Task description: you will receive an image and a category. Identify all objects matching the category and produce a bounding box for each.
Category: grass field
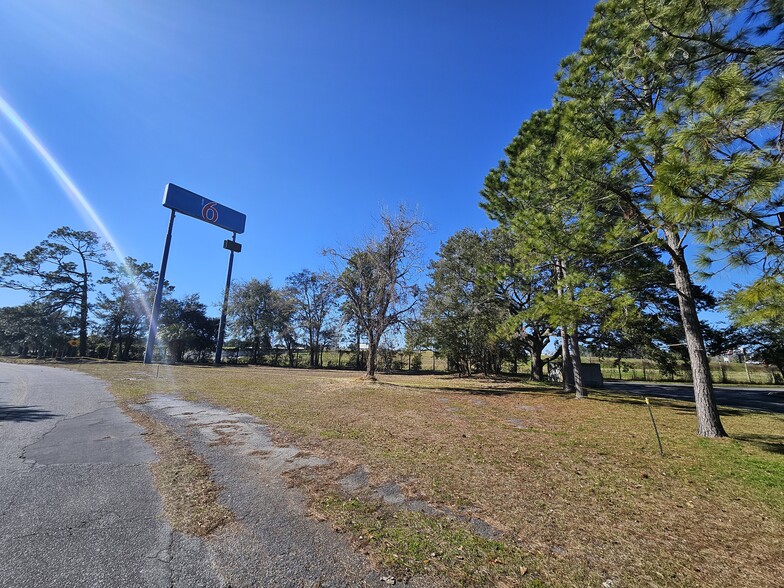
[60,360,784,587]
[591,356,782,386]
[226,348,783,387]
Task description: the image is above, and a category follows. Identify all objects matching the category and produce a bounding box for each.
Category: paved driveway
[0,363,220,587]
[603,380,784,413]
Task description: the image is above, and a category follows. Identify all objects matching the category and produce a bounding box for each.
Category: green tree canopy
[0,303,74,357]
[551,0,784,435]
[0,227,110,356]
[96,257,168,361]
[159,294,218,363]
[228,278,292,364]
[421,229,510,376]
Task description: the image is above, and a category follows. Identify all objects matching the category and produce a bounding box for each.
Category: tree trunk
[561,327,575,393]
[122,331,133,360]
[310,332,318,367]
[120,331,131,361]
[664,226,726,437]
[774,362,784,382]
[527,332,548,381]
[79,268,89,357]
[569,330,586,398]
[355,327,362,371]
[106,323,118,360]
[531,354,545,381]
[366,336,378,380]
[556,260,575,394]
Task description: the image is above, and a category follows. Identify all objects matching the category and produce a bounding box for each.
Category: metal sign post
[215,235,242,364]
[144,183,246,365]
[144,209,176,364]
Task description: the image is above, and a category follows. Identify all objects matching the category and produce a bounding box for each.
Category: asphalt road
[603,380,784,413]
[0,363,220,588]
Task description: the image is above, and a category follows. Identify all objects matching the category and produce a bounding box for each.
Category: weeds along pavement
[64,360,784,588]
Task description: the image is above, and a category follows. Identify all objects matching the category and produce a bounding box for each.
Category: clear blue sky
[2,1,690,317]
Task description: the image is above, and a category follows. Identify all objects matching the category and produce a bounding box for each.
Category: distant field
[590,356,782,386]
[60,360,784,588]
[223,348,782,386]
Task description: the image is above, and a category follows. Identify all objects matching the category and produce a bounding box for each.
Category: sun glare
[0,92,151,317]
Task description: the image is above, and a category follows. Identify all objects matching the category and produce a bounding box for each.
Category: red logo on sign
[202,202,219,223]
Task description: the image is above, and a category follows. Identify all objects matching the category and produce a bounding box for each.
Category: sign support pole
[215,232,237,365]
[144,209,176,364]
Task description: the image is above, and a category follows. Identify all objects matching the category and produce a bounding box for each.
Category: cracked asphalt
[0,363,221,588]
[134,396,387,588]
[1,364,432,588]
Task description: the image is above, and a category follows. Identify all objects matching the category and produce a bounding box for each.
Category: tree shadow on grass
[731,433,784,455]
[465,386,572,397]
[591,394,784,455]
[378,379,567,397]
[0,403,60,423]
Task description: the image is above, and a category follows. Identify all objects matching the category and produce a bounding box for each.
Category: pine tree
[0,227,110,357]
[552,0,782,436]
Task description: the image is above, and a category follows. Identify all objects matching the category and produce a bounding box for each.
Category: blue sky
[1,1,746,322]
[0,1,600,312]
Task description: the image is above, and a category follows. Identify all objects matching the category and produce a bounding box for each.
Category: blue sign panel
[162,183,246,234]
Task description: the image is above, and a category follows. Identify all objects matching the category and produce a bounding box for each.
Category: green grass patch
[693,437,784,511]
[320,494,543,587]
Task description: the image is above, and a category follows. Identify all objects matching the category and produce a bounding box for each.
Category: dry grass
[65,360,783,588]
[125,406,233,537]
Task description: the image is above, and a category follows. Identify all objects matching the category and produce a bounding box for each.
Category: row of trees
[415,227,704,383]
[469,0,783,437]
[0,213,423,381]
[226,209,425,378]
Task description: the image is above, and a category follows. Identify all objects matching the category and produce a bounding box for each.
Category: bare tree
[326,207,425,380]
[286,269,337,367]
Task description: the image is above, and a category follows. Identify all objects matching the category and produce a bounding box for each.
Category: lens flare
[0,93,151,317]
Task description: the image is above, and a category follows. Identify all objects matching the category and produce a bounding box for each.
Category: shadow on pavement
[603,382,784,414]
[590,393,756,417]
[0,403,60,422]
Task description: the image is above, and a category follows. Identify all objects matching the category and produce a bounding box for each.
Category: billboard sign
[162,183,246,234]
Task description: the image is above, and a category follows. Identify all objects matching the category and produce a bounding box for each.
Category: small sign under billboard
[162,183,246,234]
